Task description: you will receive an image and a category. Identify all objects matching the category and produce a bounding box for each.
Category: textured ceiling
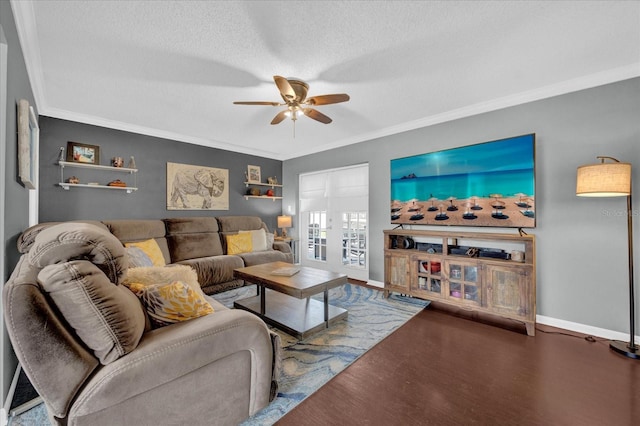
[11,1,640,160]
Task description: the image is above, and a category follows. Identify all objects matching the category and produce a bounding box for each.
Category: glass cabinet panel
[412,256,443,298]
[446,260,481,305]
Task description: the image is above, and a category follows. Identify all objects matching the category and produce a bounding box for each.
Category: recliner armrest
[273,241,292,254]
[70,309,273,419]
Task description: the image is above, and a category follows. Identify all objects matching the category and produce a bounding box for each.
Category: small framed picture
[67,141,100,164]
[247,165,261,183]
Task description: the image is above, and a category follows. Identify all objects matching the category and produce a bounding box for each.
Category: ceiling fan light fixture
[234,75,350,129]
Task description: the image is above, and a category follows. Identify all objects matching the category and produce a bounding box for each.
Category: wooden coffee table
[233,261,348,339]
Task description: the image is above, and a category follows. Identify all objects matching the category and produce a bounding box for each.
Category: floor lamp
[576,156,639,359]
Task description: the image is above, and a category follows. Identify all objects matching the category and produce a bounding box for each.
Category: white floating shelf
[58,183,138,194]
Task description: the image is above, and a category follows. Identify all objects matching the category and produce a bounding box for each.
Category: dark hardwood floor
[276,303,639,425]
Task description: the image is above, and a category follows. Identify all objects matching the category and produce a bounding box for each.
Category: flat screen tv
[390,134,535,228]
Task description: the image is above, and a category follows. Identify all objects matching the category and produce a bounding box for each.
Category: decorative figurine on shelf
[265,189,274,197]
[57,146,65,163]
[107,179,127,187]
[67,176,79,184]
[128,156,136,168]
[267,176,278,185]
[112,157,124,167]
[248,187,260,196]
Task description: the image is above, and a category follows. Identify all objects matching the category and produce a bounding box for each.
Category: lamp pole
[609,189,638,358]
[577,156,638,359]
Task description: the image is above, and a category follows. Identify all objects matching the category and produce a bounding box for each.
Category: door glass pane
[341,211,367,268]
[307,211,327,261]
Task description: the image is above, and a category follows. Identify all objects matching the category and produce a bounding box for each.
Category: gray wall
[1,2,38,410]
[284,77,640,336]
[38,117,284,231]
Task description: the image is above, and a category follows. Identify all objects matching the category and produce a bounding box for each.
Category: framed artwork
[247,165,261,183]
[167,162,229,210]
[17,99,39,189]
[66,141,100,164]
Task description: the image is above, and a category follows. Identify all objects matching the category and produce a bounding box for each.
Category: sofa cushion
[164,217,224,261]
[38,260,146,365]
[128,281,215,328]
[238,250,292,267]
[164,217,219,234]
[125,239,166,266]
[177,255,244,289]
[226,233,253,255]
[217,216,264,232]
[102,219,171,264]
[17,221,108,254]
[29,222,127,285]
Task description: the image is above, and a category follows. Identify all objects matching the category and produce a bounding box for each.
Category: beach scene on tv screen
[390,134,535,228]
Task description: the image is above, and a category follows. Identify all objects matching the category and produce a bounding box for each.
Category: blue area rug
[9,283,427,426]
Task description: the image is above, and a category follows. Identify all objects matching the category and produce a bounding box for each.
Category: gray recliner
[3,222,277,426]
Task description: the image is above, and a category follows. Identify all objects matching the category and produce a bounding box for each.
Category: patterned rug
[9,283,428,426]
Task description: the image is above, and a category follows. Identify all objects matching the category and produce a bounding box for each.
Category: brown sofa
[4,218,284,425]
[18,215,294,295]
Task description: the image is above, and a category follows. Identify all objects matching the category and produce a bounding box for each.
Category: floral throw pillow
[128,280,214,328]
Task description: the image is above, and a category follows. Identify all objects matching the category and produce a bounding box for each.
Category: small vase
[128,156,136,168]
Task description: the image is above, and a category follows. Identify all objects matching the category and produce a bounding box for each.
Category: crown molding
[41,108,283,160]
[284,64,640,160]
[10,0,46,112]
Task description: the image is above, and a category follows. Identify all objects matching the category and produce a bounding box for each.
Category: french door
[299,164,369,281]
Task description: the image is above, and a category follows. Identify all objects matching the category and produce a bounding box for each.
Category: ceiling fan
[233,76,350,127]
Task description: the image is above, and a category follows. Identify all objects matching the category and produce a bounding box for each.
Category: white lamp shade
[277,215,292,228]
[576,162,631,197]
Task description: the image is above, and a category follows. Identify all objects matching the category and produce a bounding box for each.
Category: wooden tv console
[384,229,536,335]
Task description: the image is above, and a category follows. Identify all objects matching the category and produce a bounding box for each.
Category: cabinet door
[485,264,533,319]
[445,259,481,306]
[384,253,410,291]
[412,255,443,298]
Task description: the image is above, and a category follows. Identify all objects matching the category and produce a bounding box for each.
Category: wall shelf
[244,180,282,200]
[58,161,138,193]
[243,195,282,201]
[244,181,282,188]
[58,161,138,173]
[58,183,138,193]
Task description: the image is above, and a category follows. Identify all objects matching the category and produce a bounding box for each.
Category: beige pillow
[38,260,146,365]
[240,229,268,251]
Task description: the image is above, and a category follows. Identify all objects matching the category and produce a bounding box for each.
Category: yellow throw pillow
[125,239,166,266]
[226,233,253,255]
[128,280,214,328]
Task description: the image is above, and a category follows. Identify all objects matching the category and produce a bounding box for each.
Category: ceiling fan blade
[271,110,288,125]
[303,108,332,124]
[233,101,281,106]
[274,75,296,101]
[305,93,350,106]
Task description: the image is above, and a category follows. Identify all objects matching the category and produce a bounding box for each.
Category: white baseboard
[365,282,637,342]
[536,315,640,342]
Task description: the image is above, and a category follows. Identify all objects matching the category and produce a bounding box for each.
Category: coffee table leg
[260,285,266,315]
[324,289,329,328]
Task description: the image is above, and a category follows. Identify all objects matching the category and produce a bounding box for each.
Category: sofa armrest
[70,309,273,421]
[273,241,292,254]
